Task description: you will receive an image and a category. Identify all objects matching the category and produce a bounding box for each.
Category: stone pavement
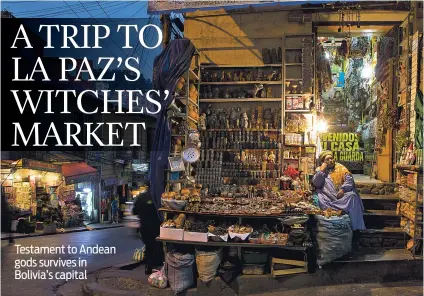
[1,223,124,240]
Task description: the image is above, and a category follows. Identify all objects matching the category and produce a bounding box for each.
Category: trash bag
[165,251,195,295]
[315,214,352,266]
[195,249,222,283]
[148,266,168,289]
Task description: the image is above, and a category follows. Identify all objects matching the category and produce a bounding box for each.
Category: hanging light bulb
[361,63,373,79]
[316,118,328,133]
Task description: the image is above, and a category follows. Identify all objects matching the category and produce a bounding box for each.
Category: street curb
[1,224,124,240]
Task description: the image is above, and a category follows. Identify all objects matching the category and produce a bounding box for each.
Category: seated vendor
[312,150,366,230]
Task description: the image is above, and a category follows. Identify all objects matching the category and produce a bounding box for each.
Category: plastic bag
[148,267,168,289]
[195,249,222,283]
[132,246,145,262]
[315,214,352,266]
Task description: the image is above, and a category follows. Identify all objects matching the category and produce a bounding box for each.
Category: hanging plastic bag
[132,245,146,262]
[148,266,168,289]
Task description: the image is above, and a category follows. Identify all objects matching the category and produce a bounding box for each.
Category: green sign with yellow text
[320,133,364,162]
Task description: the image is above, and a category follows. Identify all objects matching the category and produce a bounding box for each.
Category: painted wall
[185,9,312,65]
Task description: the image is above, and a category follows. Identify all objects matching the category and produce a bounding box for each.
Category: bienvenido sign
[320,133,364,162]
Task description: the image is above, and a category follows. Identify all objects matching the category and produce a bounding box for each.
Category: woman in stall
[312,150,366,230]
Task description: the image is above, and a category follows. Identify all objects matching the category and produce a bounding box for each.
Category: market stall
[148,38,352,295]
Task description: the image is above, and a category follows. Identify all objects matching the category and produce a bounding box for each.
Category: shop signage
[103,177,118,187]
[65,172,99,185]
[320,133,364,162]
[148,0,286,13]
[22,159,61,173]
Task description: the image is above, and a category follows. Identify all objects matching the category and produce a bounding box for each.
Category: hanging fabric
[149,39,196,220]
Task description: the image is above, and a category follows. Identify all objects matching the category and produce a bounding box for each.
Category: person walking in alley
[1,193,14,244]
[111,197,119,224]
[133,189,163,275]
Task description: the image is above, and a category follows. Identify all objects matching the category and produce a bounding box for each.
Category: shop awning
[61,163,98,185]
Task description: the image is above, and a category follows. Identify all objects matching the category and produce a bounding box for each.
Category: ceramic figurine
[199,113,207,131]
[229,108,237,128]
[268,151,276,163]
[266,87,273,98]
[239,71,245,81]
[225,72,232,82]
[246,71,253,81]
[254,84,264,98]
[257,71,264,81]
[220,70,226,82]
[207,86,213,99]
[202,72,210,82]
[239,88,246,99]
[236,119,240,129]
[240,112,249,129]
[211,72,219,82]
[220,109,228,129]
[233,72,239,82]
[277,70,282,81]
[224,88,231,99]
[261,86,267,98]
[174,139,183,153]
[271,48,278,64]
[267,71,276,81]
[213,87,220,98]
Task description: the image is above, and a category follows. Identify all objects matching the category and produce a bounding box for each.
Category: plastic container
[243,251,268,264]
[184,231,208,242]
[160,227,184,240]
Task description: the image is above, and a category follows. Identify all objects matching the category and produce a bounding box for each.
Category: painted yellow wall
[185,9,311,65]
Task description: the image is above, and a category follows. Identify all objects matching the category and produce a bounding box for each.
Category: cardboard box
[160,228,184,240]
[183,231,208,242]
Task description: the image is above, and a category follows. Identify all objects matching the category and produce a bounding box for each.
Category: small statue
[267,71,276,81]
[202,72,210,82]
[213,87,220,98]
[271,48,278,64]
[220,70,226,82]
[273,108,281,129]
[225,72,232,82]
[254,84,264,98]
[246,71,253,81]
[233,72,239,82]
[220,109,228,129]
[206,86,213,98]
[268,151,276,163]
[240,112,249,129]
[236,119,240,129]
[262,151,268,161]
[174,139,183,154]
[211,72,219,82]
[209,108,218,129]
[238,88,246,99]
[229,108,237,128]
[266,87,273,98]
[239,71,245,81]
[224,88,231,99]
[261,86,267,98]
[277,70,282,81]
[257,71,264,81]
[199,113,207,130]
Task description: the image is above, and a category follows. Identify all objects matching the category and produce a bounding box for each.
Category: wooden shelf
[202,129,281,132]
[285,94,314,97]
[200,81,282,85]
[285,79,303,81]
[395,164,423,172]
[285,63,303,66]
[285,48,302,50]
[285,110,311,113]
[201,64,282,68]
[159,208,307,218]
[189,68,199,81]
[200,98,282,103]
[157,237,307,250]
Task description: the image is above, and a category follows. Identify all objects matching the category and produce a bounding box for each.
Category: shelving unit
[397,166,423,257]
[282,34,317,179]
[167,49,200,185]
[198,58,284,190]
